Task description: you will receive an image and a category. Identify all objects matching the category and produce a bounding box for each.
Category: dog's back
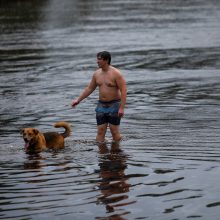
[44,122,71,148]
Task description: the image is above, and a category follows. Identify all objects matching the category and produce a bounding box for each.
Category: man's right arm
[71,74,97,107]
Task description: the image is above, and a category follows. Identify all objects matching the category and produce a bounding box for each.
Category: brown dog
[21,121,71,152]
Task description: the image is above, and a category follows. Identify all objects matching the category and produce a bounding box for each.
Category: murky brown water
[0,0,220,219]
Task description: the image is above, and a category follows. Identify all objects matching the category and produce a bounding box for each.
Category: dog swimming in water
[21,121,71,152]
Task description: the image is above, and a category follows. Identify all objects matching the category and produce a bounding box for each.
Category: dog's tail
[54,121,71,138]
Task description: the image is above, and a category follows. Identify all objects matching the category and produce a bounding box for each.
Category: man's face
[97,56,106,67]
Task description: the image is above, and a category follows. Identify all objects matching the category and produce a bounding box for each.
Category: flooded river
[0,0,220,219]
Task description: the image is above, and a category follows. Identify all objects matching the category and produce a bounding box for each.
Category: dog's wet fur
[21,121,71,153]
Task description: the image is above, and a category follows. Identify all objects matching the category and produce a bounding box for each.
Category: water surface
[0,0,220,219]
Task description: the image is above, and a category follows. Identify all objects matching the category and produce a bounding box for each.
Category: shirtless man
[71,51,127,143]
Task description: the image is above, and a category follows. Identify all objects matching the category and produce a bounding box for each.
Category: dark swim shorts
[95,99,121,126]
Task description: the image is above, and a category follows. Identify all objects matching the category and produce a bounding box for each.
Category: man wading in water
[71,51,127,143]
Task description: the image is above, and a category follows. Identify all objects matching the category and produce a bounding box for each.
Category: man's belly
[99,89,121,102]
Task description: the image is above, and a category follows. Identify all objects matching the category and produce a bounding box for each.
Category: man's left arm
[116,72,127,117]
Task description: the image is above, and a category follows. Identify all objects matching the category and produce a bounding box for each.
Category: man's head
[97,51,111,65]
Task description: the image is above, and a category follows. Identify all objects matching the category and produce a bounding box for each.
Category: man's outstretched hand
[71,99,79,107]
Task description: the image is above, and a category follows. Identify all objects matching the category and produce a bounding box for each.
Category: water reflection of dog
[23,154,44,170]
[97,142,134,217]
[23,153,70,185]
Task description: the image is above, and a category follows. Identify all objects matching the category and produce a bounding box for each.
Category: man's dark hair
[97,51,111,65]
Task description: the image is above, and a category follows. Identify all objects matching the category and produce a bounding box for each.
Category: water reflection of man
[96,142,134,218]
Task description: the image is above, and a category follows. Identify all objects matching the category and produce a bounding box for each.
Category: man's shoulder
[94,68,102,74]
[93,68,101,78]
[111,66,123,77]
[110,66,121,73]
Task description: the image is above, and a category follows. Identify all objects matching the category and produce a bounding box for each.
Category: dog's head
[21,128,39,150]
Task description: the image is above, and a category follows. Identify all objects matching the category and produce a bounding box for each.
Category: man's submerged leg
[109,124,122,142]
[96,124,108,143]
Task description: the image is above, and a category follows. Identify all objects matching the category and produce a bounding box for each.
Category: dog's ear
[20,129,25,134]
[33,129,39,135]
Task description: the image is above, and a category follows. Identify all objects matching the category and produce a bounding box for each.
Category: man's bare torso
[94,66,121,102]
